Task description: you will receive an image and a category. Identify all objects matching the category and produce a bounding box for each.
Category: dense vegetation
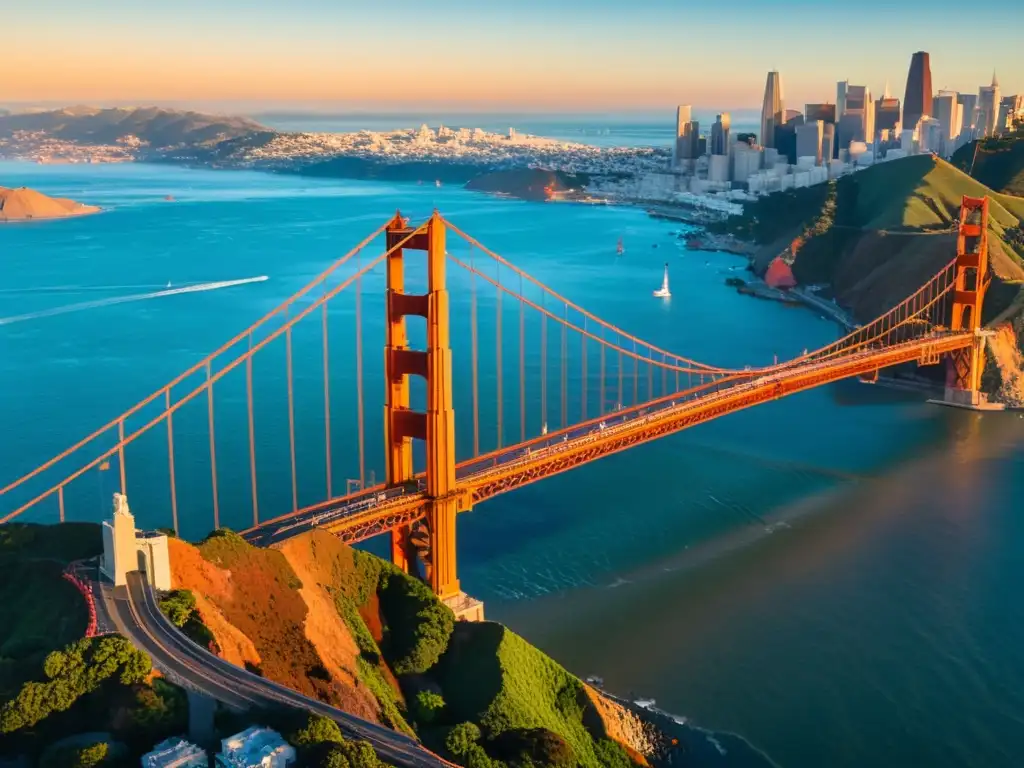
[157,589,218,651]
[952,124,1024,197]
[0,524,188,763]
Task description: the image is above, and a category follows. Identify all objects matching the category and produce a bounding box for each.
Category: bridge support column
[939,196,998,410]
[383,211,483,618]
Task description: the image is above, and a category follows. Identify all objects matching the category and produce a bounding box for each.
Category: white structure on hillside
[101,493,171,591]
[216,727,296,768]
[142,737,208,768]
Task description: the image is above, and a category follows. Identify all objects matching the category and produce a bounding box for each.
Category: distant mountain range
[0,106,271,148]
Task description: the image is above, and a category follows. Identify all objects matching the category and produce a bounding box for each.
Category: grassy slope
[791,156,1024,323]
[438,622,611,768]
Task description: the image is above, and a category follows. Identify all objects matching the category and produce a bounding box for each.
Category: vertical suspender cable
[206,362,219,529]
[632,340,639,406]
[58,486,65,524]
[561,303,568,428]
[617,334,623,410]
[519,274,526,443]
[118,418,127,495]
[661,353,667,396]
[322,280,333,500]
[471,245,480,456]
[246,334,258,526]
[355,250,365,487]
[541,294,547,431]
[166,389,179,535]
[599,327,606,416]
[496,261,503,449]
[286,322,298,513]
[581,317,587,422]
[647,347,653,401]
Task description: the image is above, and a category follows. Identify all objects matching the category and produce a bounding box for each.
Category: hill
[168,528,655,768]
[0,186,100,221]
[0,106,269,148]
[709,155,1024,402]
[951,129,1024,198]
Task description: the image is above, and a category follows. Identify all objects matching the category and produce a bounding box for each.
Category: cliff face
[0,186,100,221]
[168,529,653,766]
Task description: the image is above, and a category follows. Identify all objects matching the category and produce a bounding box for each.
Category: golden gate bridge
[0,196,994,613]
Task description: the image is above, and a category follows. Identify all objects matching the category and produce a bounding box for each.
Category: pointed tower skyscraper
[760,70,784,149]
[903,51,933,131]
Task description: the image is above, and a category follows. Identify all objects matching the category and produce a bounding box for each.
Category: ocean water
[2,161,1023,767]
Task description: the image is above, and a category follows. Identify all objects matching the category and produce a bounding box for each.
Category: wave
[0,276,268,326]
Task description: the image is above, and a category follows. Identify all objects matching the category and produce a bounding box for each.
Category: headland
[0,185,100,222]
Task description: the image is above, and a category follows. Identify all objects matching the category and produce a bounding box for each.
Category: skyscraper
[903,51,933,132]
[796,121,825,165]
[710,113,731,156]
[977,73,1001,137]
[837,81,849,121]
[958,93,978,139]
[996,94,1022,135]
[805,103,837,124]
[822,123,836,162]
[837,85,872,148]
[933,91,962,156]
[760,71,784,149]
[875,81,901,134]
[672,105,693,166]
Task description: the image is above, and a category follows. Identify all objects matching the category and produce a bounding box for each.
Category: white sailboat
[653,263,671,298]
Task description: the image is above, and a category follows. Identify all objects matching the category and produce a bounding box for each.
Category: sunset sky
[5,0,1022,112]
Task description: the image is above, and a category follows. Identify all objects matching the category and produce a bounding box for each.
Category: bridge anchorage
[0,196,998,619]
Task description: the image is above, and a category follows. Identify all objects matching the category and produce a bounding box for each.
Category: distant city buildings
[760,71,784,149]
[837,84,873,149]
[672,105,700,166]
[957,93,978,139]
[903,51,934,132]
[796,121,825,165]
[997,94,1023,134]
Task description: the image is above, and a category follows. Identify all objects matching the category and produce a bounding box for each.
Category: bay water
[2,160,1022,767]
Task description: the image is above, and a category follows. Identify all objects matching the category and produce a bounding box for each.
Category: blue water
[2,161,1023,768]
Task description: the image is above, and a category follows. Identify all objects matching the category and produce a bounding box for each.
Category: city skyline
[4,0,1023,111]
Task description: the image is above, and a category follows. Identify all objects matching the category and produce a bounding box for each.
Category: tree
[445,722,482,757]
[1,636,151,733]
[289,712,343,748]
[378,571,454,675]
[40,741,110,768]
[411,690,446,726]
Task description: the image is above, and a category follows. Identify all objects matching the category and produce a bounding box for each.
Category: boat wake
[0,276,269,326]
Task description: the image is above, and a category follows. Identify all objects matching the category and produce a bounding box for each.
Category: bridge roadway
[246,332,974,548]
[106,571,453,768]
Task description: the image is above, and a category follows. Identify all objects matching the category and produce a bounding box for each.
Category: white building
[142,737,208,768]
[101,493,171,591]
[217,727,296,768]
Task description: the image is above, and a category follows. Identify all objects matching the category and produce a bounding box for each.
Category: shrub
[289,712,343,748]
[158,590,197,628]
[446,722,483,757]
[378,569,454,675]
[41,741,110,768]
[411,690,446,726]
[594,739,639,768]
[316,739,391,768]
[490,728,575,768]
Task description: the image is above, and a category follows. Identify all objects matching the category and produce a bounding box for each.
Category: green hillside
[951,129,1024,198]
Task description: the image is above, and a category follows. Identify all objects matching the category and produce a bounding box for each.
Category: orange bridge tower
[384,212,483,619]
[945,196,992,407]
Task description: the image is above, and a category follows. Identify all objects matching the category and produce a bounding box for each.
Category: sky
[4,0,1022,113]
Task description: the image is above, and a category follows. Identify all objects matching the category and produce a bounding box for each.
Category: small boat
[166,280,172,288]
[653,263,671,298]
[163,195,175,202]
[435,179,442,188]
[616,237,624,256]
[634,698,657,708]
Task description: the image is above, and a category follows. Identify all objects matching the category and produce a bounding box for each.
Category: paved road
[112,571,453,768]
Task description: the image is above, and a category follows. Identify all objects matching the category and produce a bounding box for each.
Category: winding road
[101,571,453,768]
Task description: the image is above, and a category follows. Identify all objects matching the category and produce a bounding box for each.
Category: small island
[0,186,101,222]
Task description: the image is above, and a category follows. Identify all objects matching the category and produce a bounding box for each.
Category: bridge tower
[384,212,478,616]
[945,196,991,407]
